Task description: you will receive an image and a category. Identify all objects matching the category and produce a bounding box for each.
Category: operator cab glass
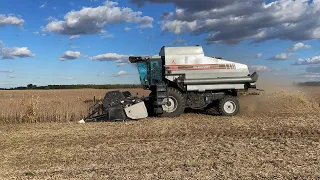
[150,60,163,85]
[137,62,149,87]
[137,58,163,88]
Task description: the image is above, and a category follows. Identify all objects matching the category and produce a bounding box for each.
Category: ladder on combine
[151,84,168,115]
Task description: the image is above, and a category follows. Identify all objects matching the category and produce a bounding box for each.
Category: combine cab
[80,45,259,123]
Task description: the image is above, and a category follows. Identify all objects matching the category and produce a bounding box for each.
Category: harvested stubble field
[1,85,320,179]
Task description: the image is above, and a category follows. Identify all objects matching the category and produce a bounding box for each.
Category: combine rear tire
[218,95,240,116]
[161,88,185,117]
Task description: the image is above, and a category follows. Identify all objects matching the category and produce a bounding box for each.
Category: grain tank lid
[159,46,204,56]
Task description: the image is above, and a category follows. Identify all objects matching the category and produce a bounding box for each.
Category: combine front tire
[218,95,240,116]
[161,88,185,117]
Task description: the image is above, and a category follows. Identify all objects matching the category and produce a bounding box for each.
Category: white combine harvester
[80,45,259,123]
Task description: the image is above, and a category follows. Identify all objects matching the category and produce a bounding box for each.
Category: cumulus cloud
[0,41,3,47]
[254,53,262,59]
[90,53,130,63]
[287,42,311,52]
[0,14,24,27]
[60,51,81,60]
[43,1,153,36]
[292,56,320,65]
[131,0,320,44]
[39,2,47,8]
[69,35,80,40]
[249,65,270,72]
[42,33,49,37]
[101,33,114,39]
[113,70,128,77]
[124,27,131,32]
[1,47,36,59]
[46,16,57,22]
[172,38,186,45]
[268,53,295,60]
[116,63,127,67]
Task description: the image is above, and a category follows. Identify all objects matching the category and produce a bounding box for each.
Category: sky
[1,0,320,88]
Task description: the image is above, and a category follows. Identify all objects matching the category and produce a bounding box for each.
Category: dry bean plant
[0,89,148,124]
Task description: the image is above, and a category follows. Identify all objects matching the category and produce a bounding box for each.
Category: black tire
[160,87,185,117]
[218,95,240,116]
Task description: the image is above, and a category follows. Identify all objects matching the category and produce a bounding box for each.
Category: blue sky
[0,0,320,88]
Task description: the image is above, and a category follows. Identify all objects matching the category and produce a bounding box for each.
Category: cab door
[149,58,163,85]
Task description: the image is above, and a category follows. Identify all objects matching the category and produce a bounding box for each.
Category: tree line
[293,81,320,86]
[1,84,142,90]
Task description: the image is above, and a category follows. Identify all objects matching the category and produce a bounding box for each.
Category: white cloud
[39,2,47,8]
[60,51,81,60]
[1,46,36,59]
[0,41,3,47]
[97,72,105,76]
[0,14,24,27]
[116,63,127,67]
[66,77,74,80]
[46,16,57,22]
[268,53,295,60]
[254,53,262,59]
[124,27,131,31]
[101,33,114,39]
[0,70,13,73]
[90,53,130,63]
[8,74,15,78]
[292,56,320,66]
[287,42,311,52]
[172,38,186,45]
[71,45,80,49]
[249,65,270,72]
[132,0,320,44]
[43,1,153,36]
[69,35,80,40]
[113,70,128,77]
[33,31,39,35]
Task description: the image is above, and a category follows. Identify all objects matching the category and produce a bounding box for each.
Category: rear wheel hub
[162,97,178,113]
[224,101,236,114]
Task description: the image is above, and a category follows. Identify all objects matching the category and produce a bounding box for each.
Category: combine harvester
[80,45,259,123]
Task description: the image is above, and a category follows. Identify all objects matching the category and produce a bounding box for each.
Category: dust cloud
[239,72,320,117]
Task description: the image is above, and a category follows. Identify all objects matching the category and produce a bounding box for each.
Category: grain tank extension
[81,45,258,123]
